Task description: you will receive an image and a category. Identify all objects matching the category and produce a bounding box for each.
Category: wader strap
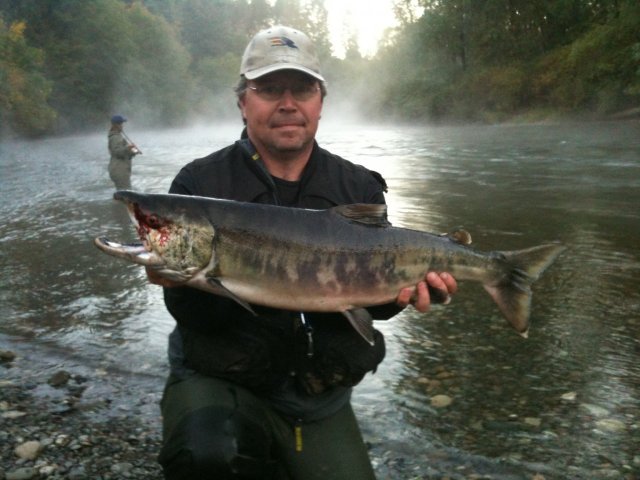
[238,139,281,205]
[300,312,314,358]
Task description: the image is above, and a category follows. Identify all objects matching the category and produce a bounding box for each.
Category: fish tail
[483,243,566,337]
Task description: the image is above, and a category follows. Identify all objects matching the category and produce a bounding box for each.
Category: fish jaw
[93,237,165,266]
[107,191,216,282]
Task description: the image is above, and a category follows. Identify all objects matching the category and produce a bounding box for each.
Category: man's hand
[396,272,457,312]
[145,267,184,288]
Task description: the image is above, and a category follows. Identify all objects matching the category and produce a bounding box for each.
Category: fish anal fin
[342,308,375,345]
[332,204,390,227]
[206,278,257,316]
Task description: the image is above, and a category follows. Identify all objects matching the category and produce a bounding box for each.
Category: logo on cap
[269,36,298,49]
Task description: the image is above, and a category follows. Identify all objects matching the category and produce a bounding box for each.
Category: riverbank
[0,334,556,480]
[0,335,164,479]
[4,332,638,480]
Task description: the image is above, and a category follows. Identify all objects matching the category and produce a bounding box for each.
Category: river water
[1,120,639,478]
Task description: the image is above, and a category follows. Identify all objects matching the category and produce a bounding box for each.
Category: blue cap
[111,114,127,124]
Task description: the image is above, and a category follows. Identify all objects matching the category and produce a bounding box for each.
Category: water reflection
[1,120,639,477]
[320,121,640,476]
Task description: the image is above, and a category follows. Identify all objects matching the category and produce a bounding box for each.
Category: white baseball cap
[240,25,325,82]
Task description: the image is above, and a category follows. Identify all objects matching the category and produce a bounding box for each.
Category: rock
[112,462,134,474]
[5,467,38,480]
[54,434,71,446]
[14,440,43,460]
[560,391,577,401]
[524,417,542,427]
[1,410,26,420]
[430,394,453,408]
[38,465,58,476]
[0,350,16,362]
[47,370,71,387]
[595,418,626,433]
[67,466,87,479]
[580,403,609,417]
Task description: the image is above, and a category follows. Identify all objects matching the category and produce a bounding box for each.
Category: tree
[115,2,193,125]
[0,18,56,137]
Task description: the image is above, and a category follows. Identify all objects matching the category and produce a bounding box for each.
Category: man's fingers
[412,281,430,312]
[439,272,458,295]
[397,272,457,310]
[396,287,414,308]
[427,285,450,304]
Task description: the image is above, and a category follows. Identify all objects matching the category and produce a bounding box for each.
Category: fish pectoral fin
[342,308,376,346]
[331,204,390,227]
[206,278,257,316]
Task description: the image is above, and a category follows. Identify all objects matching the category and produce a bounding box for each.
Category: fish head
[113,190,215,281]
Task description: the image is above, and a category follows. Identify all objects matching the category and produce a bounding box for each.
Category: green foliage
[1,0,638,136]
[0,19,56,137]
[115,3,193,125]
[530,1,640,113]
[369,0,640,122]
[191,52,242,120]
[0,0,335,135]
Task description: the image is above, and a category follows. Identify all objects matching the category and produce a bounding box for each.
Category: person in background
[108,114,140,189]
[149,25,457,480]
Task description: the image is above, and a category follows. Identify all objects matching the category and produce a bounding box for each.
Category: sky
[323,0,399,58]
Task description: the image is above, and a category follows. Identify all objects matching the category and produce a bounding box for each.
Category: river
[1,120,639,478]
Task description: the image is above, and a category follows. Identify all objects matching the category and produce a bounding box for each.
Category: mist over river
[1,120,639,478]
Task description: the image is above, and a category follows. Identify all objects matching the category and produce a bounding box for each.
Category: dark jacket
[164,138,400,412]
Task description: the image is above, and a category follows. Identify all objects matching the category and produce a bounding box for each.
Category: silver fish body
[95,191,565,343]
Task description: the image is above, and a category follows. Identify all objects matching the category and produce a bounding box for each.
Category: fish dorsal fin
[443,229,472,245]
[332,204,390,227]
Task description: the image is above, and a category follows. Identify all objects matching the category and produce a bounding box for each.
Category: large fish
[95,191,565,344]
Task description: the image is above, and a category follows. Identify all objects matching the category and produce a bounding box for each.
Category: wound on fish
[133,203,173,247]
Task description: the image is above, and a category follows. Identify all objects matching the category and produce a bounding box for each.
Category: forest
[1,0,639,138]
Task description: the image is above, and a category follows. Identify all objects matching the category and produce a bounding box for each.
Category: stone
[0,350,16,362]
[47,370,71,387]
[6,467,38,480]
[14,440,43,460]
[524,417,542,427]
[595,418,626,433]
[430,394,453,408]
[1,410,26,419]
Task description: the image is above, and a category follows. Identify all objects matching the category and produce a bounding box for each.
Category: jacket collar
[235,139,331,206]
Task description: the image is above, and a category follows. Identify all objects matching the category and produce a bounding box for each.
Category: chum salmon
[95,191,566,344]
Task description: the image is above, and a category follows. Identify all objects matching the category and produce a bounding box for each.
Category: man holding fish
[150,26,456,480]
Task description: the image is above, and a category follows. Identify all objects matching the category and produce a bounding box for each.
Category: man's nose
[277,89,298,109]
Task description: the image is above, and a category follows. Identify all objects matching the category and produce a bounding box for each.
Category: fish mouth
[94,237,165,267]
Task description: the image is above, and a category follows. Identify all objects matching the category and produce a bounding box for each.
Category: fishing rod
[122,130,142,155]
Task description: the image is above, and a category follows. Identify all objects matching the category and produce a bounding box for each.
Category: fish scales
[95,191,566,342]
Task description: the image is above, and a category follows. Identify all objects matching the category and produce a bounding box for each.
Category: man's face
[239,70,323,158]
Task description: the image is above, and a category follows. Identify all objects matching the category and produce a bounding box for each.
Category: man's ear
[237,97,247,120]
